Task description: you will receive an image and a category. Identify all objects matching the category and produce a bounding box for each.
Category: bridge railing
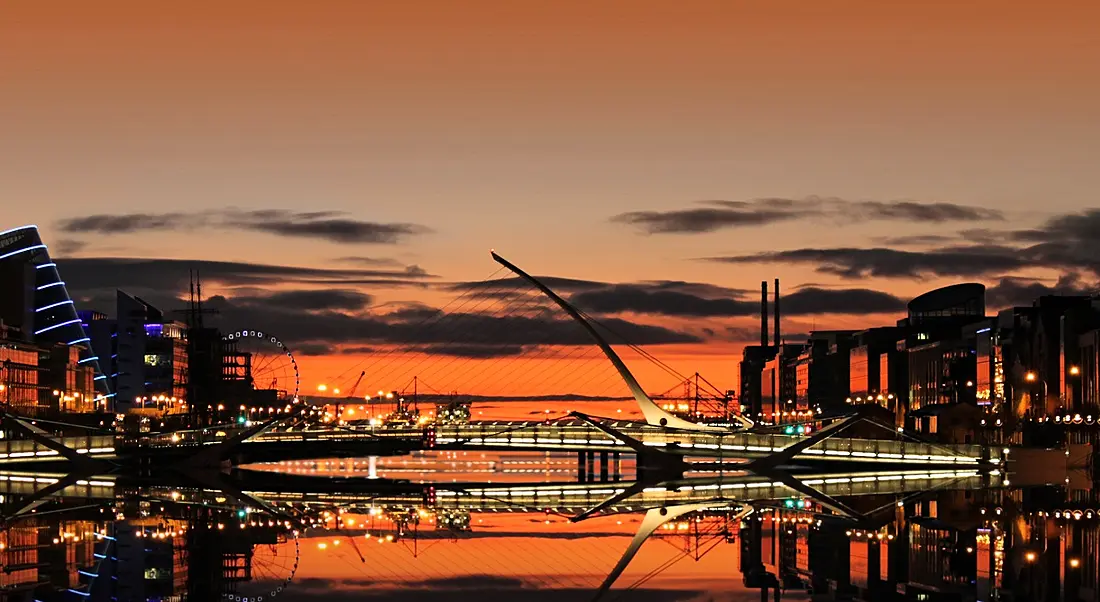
[0,434,115,460]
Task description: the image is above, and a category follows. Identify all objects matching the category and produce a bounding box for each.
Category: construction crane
[346,371,366,399]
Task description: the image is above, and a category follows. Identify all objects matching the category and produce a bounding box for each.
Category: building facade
[80,291,188,414]
[0,225,109,409]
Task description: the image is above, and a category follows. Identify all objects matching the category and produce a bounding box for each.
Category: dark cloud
[705,247,1027,279]
[294,343,335,356]
[871,234,957,246]
[415,343,530,358]
[849,200,1002,223]
[448,275,610,294]
[54,257,435,292]
[55,238,88,255]
[340,346,378,355]
[571,285,756,317]
[612,203,801,234]
[611,197,1002,234]
[57,212,196,232]
[334,256,403,267]
[780,287,906,314]
[56,209,431,244]
[240,214,428,244]
[986,274,1098,307]
[704,208,1100,280]
[195,296,700,359]
[383,304,444,322]
[569,284,904,317]
[234,289,373,312]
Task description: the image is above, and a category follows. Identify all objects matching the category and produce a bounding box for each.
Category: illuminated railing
[137,420,987,464]
[0,435,115,462]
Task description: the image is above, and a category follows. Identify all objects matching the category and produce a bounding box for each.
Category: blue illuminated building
[80,291,188,413]
[0,224,110,408]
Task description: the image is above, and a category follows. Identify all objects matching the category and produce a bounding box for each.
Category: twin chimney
[760,279,781,349]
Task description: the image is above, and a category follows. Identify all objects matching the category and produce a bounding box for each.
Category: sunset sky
[3,0,1099,398]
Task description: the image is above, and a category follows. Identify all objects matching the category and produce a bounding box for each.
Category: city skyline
[4,0,1099,395]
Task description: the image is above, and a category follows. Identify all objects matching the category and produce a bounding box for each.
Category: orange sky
[3,0,1098,398]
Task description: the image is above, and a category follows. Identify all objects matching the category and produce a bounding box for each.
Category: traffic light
[783,424,814,435]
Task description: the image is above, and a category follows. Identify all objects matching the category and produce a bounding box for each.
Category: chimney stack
[774,278,781,349]
[761,281,769,348]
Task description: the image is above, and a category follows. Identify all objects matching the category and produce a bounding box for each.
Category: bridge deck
[225,420,987,465]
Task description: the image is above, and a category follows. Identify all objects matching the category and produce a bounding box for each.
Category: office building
[80,291,188,413]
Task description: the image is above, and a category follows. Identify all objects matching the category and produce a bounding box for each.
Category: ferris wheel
[223,329,301,402]
[222,529,300,602]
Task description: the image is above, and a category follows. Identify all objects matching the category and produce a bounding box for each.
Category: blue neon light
[34,318,82,335]
[78,570,99,577]
[37,281,65,290]
[79,356,100,364]
[0,244,46,260]
[68,337,91,345]
[37,300,74,312]
[94,375,107,381]
[0,225,37,238]
[36,262,57,270]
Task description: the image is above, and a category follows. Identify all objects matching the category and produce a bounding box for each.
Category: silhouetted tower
[761,281,769,349]
[181,270,223,426]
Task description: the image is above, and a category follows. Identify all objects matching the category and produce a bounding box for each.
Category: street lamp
[1025,372,1037,382]
[1069,366,1080,376]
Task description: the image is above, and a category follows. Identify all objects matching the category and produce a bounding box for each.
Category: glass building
[0,225,110,408]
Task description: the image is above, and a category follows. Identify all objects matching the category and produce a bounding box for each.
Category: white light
[36,300,75,313]
[0,244,46,260]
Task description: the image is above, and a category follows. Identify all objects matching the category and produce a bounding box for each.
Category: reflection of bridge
[0,462,999,601]
[0,467,993,514]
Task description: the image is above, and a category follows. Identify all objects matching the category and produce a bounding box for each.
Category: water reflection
[0,455,1094,601]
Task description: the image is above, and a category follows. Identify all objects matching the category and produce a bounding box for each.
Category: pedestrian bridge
[135,415,989,467]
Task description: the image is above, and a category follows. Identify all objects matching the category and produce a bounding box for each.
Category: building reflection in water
[0,472,1097,601]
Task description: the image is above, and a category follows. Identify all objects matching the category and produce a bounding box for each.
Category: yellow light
[317,542,327,550]
[217,404,225,411]
[1025,372,1037,382]
[334,389,341,395]
[1070,558,1081,568]
[347,409,355,416]
[1070,366,1081,376]
[318,384,328,392]
[1025,551,1037,562]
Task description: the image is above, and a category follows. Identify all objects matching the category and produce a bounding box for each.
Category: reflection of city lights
[317,542,327,550]
[317,384,328,392]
